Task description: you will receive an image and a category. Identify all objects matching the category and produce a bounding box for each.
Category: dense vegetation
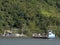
[0,0,60,37]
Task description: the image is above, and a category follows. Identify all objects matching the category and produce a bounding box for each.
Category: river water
[0,38,60,45]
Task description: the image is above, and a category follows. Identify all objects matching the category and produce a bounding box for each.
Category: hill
[0,0,60,36]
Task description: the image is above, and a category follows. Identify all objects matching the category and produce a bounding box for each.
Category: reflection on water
[0,38,60,45]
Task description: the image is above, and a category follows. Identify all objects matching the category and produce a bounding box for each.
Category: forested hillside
[0,0,60,36]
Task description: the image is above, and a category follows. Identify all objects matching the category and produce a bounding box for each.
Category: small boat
[48,31,55,39]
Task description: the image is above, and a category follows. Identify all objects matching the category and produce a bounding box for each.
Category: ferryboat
[32,31,55,39]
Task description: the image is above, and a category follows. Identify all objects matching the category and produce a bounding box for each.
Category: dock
[32,33,48,39]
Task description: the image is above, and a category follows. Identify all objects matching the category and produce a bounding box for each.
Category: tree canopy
[0,0,60,36]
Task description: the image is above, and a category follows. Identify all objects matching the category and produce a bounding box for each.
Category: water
[0,38,60,45]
